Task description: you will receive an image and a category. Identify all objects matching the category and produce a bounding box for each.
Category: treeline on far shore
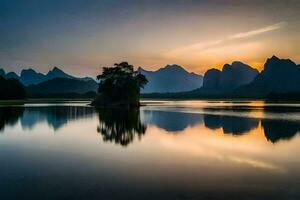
[2,71,300,101]
[24,91,300,101]
[27,91,97,99]
[0,75,97,100]
[141,92,300,101]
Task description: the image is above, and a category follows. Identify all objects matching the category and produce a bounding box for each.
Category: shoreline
[1,98,300,105]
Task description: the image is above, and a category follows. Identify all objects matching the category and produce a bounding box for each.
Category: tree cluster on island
[92,62,148,107]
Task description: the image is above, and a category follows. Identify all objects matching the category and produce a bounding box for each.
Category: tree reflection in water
[96,108,146,147]
[0,107,24,132]
[1,105,300,145]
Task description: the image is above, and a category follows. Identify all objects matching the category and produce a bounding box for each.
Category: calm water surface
[1,100,300,200]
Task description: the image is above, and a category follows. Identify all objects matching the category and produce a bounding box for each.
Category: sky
[0,0,300,77]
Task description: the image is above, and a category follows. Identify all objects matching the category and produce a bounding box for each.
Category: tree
[92,62,148,107]
[0,76,26,100]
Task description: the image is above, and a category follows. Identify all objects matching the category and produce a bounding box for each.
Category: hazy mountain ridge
[26,78,98,97]
[46,67,74,80]
[236,56,300,96]
[0,67,94,86]
[138,64,203,93]
[1,64,205,96]
[21,69,47,85]
[2,55,300,99]
[143,56,300,100]
[202,61,259,94]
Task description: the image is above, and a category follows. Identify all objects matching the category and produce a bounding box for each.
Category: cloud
[165,21,287,58]
[230,22,287,39]
[229,156,286,173]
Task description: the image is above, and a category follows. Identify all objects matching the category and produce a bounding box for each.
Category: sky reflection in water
[0,101,300,199]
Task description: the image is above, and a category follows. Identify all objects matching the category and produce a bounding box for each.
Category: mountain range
[1,65,204,95]
[143,56,300,99]
[190,55,300,98]
[26,78,98,97]
[138,64,203,93]
[202,61,259,93]
[236,56,300,97]
[206,56,300,98]
[0,67,93,86]
[1,55,300,99]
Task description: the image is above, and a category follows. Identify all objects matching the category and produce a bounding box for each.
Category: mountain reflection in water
[1,102,300,199]
[0,103,300,145]
[20,106,94,130]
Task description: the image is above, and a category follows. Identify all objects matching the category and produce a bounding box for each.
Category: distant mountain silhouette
[26,78,98,97]
[202,61,258,94]
[6,72,20,80]
[0,67,94,86]
[0,69,18,80]
[138,64,203,93]
[202,69,221,91]
[20,68,47,85]
[237,56,300,97]
[2,55,300,100]
[46,67,74,80]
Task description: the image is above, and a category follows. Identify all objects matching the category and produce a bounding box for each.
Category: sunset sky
[1,0,300,77]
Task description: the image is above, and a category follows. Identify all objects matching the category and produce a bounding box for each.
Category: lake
[1,100,300,200]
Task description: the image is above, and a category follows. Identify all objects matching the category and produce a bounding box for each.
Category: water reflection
[204,115,259,135]
[0,104,300,144]
[96,108,146,147]
[0,107,24,132]
[1,102,300,199]
[262,119,300,143]
[142,110,202,132]
[142,108,300,143]
[20,106,94,130]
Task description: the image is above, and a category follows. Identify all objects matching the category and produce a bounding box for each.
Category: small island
[91,62,148,108]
